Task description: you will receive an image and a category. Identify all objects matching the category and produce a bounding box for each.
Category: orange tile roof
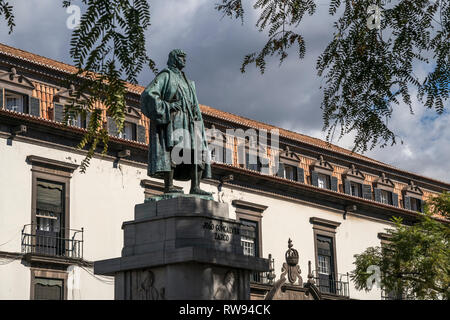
[0,42,144,94]
[0,42,449,188]
[199,104,389,167]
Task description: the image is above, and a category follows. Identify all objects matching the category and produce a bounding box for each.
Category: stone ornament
[138,269,160,300]
[281,238,303,286]
[214,270,236,300]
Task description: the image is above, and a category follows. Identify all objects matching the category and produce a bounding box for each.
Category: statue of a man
[140,49,212,196]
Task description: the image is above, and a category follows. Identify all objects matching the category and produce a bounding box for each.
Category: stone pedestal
[94,196,269,300]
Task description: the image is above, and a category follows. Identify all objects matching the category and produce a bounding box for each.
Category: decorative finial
[282,238,302,285]
[307,260,315,284]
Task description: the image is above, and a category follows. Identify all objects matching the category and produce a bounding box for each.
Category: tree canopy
[351,192,450,300]
[0,0,448,170]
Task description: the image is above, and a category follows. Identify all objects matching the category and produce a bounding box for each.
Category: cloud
[0,0,448,182]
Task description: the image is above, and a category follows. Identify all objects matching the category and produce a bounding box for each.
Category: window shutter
[224,147,232,164]
[392,193,399,207]
[311,171,319,187]
[362,184,372,200]
[419,199,424,213]
[137,125,146,143]
[107,117,118,136]
[344,179,351,195]
[330,176,338,191]
[0,88,3,109]
[29,97,41,117]
[404,196,411,210]
[296,167,304,183]
[276,162,285,177]
[54,104,64,123]
[374,188,382,203]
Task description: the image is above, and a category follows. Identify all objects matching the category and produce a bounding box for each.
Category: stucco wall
[0,136,391,300]
[219,186,387,300]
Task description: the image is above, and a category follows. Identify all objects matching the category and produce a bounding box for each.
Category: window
[284,165,296,181]
[31,269,67,300]
[240,219,258,257]
[35,180,65,256]
[245,151,261,172]
[410,198,422,212]
[233,200,267,283]
[212,146,233,164]
[316,235,336,294]
[107,117,140,141]
[310,217,348,297]
[122,121,137,140]
[317,173,330,189]
[67,114,80,127]
[276,162,305,182]
[34,277,64,300]
[374,174,398,206]
[350,182,362,197]
[26,156,79,259]
[380,190,392,205]
[5,90,27,113]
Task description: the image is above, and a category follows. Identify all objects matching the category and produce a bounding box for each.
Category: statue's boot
[164,170,184,194]
[189,166,212,196]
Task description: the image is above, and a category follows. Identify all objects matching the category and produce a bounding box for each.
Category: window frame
[310,217,341,287]
[380,189,392,205]
[232,200,267,259]
[27,156,78,248]
[350,181,362,197]
[4,89,28,113]
[317,172,330,189]
[30,268,67,300]
[120,121,137,141]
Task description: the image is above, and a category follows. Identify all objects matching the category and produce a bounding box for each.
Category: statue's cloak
[140,56,211,181]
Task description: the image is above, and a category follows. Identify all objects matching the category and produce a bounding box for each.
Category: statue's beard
[176,61,185,70]
[175,56,186,70]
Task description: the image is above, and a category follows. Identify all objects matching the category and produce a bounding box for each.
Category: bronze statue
[140,49,212,196]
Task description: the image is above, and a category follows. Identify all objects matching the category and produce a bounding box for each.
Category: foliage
[0,0,14,34]
[1,0,155,173]
[351,192,450,300]
[62,0,156,172]
[217,0,449,152]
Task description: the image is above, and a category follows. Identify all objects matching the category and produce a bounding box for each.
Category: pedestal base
[94,196,269,300]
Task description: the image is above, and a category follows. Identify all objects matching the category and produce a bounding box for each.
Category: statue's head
[167,49,186,70]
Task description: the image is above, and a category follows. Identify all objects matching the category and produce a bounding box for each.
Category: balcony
[251,255,276,285]
[312,270,350,297]
[21,224,84,260]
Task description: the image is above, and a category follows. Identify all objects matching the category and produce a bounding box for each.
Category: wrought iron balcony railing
[21,224,84,259]
[312,270,350,297]
[251,254,276,285]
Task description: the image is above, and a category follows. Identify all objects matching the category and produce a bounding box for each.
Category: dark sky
[1,0,448,182]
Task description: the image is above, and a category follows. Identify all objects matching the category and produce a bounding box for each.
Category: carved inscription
[202,220,239,242]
